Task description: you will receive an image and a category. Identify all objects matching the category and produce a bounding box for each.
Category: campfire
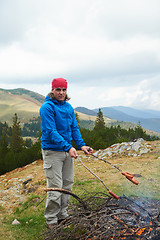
[42,154,159,240]
[42,191,160,240]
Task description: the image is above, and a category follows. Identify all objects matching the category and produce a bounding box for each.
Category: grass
[0,150,160,240]
[73,154,160,199]
[0,90,41,124]
[0,195,46,240]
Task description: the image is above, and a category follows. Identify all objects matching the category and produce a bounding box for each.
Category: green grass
[0,204,45,240]
[2,214,45,240]
[1,196,46,240]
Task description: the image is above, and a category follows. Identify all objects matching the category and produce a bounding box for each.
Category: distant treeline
[22,116,41,138]
[0,110,159,175]
[0,117,41,139]
[80,125,158,150]
[78,108,159,150]
[0,114,41,175]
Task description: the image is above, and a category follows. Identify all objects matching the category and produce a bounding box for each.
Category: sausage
[109,191,119,199]
[121,172,134,179]
[126,177,139,185]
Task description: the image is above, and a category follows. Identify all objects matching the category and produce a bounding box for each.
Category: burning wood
[41,191,160,240]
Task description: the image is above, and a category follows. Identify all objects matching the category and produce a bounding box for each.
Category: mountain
[0,88,160,134]
[75,107,97,116]
[0,88,45,124]
[74,107,114,123]
[76,106,160,134]
[112,106,160,119]
[93,107,160,133]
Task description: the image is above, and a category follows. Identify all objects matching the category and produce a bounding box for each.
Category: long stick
[79,158,119,200]
[91,154,139,185]
[91,153,122,171]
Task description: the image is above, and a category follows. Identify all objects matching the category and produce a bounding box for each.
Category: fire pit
[42,192,160,240]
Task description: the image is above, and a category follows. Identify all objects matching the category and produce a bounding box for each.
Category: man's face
[52,88,67,101]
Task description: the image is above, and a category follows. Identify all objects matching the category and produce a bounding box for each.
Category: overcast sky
[0,0,160,110]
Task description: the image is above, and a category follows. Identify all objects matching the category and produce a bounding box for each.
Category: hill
[75,107,113,122]
[94,107,160,133]
[0,140,159,239]
[0,88,160,136]
[0,139,160,212]
[112,106,160,119]
[75,106,160,134]
[0,88,45,124]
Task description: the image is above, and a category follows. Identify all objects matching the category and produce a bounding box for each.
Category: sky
[0,0,160,110]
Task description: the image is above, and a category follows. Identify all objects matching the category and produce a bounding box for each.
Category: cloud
[0,0,160,110]
[89,0,160,39]
[68,75,160,110]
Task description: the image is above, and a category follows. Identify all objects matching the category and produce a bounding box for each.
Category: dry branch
[41,193,160,240]
[44,188,87,209]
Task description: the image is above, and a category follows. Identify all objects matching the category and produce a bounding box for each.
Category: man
[40,78,93,229]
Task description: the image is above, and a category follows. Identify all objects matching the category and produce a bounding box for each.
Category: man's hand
[69,147,78,158]
[81,146,93,155]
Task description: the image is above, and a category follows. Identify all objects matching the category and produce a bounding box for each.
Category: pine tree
[0,129,8,156]
[0,131,8,152]
[94,108,105,131]
[75,111,80,127]
[10,113,24,153]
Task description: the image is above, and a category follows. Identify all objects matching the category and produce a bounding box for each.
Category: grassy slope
[0,140,159,239]
[0,89,44,124]
[0,88,112,125]
[76,111,114,123]
[0,88,160,137]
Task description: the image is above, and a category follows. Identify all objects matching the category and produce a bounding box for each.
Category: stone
[12,219,21,225]
[94,138,151,159]
[140,148,149,154]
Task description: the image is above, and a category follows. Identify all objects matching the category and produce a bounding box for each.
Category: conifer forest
[0,110,159,175]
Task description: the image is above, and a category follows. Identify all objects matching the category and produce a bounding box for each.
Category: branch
[44,188,87,209]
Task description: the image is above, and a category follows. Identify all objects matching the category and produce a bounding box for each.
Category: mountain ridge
[0,88,45,124]
[110,106,160,119]
[75,106,160,134]
[0,88,160,134]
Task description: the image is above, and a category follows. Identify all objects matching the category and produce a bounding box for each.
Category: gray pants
[42,150,74,224]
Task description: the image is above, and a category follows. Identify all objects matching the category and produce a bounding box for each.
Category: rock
[140,148,150,154]
[132,142,141,152]
[94,139,152,158]
[12,219,21,225]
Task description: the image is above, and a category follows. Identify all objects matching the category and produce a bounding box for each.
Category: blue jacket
[40,95,85,152]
